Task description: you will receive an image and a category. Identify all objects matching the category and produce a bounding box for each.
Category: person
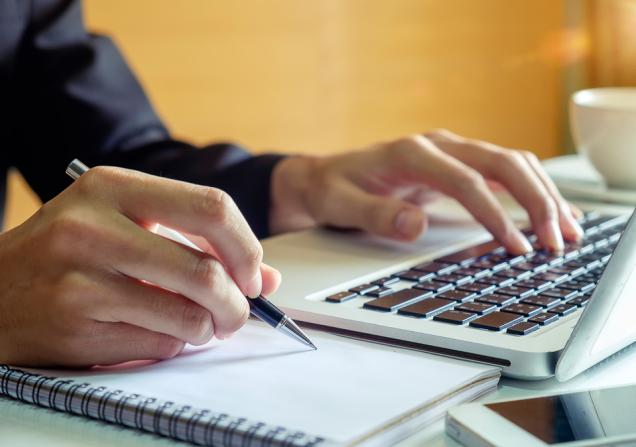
[0,0,582,367]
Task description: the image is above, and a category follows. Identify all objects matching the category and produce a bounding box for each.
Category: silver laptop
[264,208,636,380]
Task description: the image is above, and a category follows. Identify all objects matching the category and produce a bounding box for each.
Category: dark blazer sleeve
[10,0,283,238]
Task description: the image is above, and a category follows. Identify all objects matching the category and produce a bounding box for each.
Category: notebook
[0,321,500,446]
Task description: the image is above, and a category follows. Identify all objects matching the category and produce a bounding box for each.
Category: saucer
[543,155,636,205]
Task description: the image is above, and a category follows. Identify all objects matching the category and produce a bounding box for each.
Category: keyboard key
[582,214,627,232]
[435,273,473,285]
[539,288,578,300]
[568,295,590,307]
[457,282,496,295]
[534,271,569,284]
[471,257,509,272]
[397,270,436,282]
[470,312,523,331]
[476,293,516,307]
[578,256,601,270]
[507,322,539,335]
[562,243,581,259]
[529,252,563,266]
[326,291,357,303]
[364,289,432,312]
[349,284,379,295]
[521,295,561,308]
[454,267,490,279]
[437,290,477,302]
[434,310,477,325]
[413,280,454,293]
[367,286,394,297]
[501,303,542,317]
[455,301,496,315]
[515,278,552,291]
[494,268,531,280]
[412,261,458,275]
[497,286,535,299]
[559,280,595,292]
[548,303,578,316]
[371,276,400,287]
[528,312,559,326]
[435,240,501,266]
[512,262,538,272]
[398,298,455,318]
[498,254,526,265]
[477,276,515,287]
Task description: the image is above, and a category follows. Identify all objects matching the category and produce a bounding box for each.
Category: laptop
[263,203,636,380]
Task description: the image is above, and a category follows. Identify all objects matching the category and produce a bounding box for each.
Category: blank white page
[35,321,498,443]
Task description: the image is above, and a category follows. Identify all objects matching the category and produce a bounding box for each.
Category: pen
[65,159,316,350]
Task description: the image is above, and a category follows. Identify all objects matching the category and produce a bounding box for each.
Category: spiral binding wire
[0,365,326,447]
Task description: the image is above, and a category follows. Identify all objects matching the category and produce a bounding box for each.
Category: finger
[88,273,215,346]
[429,130,582,250]
[94,212,250,339]
[438,144,565,251]
[397,137,532,253]
[521,151,584,241]
[66,322,186,366]
[79,167,263,298]
[260,263,282,297]
[174,231,283,296]
[569,203,584,220]
[317,177,428,241]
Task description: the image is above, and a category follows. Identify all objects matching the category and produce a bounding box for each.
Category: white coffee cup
[570,87,636,190]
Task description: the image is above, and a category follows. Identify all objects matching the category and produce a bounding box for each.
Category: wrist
[269,155,319,235]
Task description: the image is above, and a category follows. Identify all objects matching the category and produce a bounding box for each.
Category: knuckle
[391,135,420,151]
[537,198,558,222]
[457,170,485,193]
[155,336,185,360]
[191,256,224,290]
[197,187,236,226]
[219,298,250,336]
[44,210,98,258]
[386,135,431,163]
[247,243,264,270]
[521,150,537,161]
[499,149,525,168]
[426,128,453,139]
[74,166,121,195]
[53,271,87,301]
[181,305,213,345]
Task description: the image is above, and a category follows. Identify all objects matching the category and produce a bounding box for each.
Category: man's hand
[0,167,280,367]
[270,130,582,253]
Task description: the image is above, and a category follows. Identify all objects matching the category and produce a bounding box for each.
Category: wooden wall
[6,0,600,228]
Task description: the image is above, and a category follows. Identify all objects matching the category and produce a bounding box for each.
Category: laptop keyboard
[324,212,628,336]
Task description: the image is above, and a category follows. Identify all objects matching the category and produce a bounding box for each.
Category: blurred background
[5,0,636,229]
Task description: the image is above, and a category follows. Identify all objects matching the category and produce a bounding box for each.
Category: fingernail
[511,230,533,254]
[394,209,423,239]
[545,220,564,252]
[245,273,262,299]
[569,217,584,241]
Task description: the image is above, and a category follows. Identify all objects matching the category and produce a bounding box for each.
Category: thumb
[325,181,428,241]
[260,263,282,297]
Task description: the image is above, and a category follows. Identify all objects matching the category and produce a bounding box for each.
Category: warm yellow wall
[589,0,636,86]
[6,0,589,229]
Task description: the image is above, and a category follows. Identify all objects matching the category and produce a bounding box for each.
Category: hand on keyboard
[269,129,583,254]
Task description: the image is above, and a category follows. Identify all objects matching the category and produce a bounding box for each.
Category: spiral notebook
[0,321,500,446]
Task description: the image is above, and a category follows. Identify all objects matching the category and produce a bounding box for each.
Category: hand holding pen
[0,161,313,367]
[66,160,315,350]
